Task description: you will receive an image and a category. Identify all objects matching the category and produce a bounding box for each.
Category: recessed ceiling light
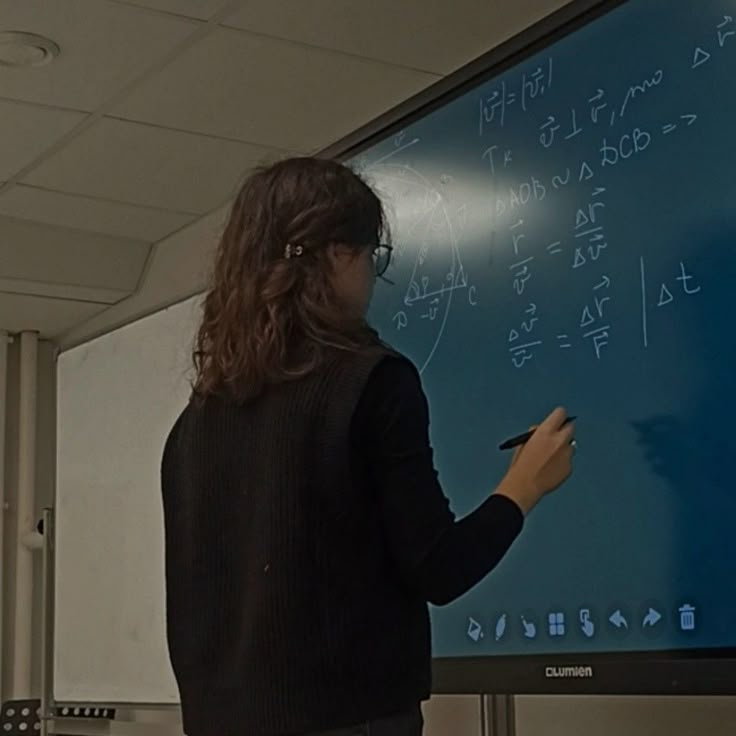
[0,31,60,68]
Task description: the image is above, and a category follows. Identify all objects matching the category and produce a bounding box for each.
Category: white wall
[1,338,56,702]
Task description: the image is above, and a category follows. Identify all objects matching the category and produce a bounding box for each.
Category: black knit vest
[161,348,431,736]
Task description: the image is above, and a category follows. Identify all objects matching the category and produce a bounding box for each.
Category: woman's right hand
[495,407,575,515]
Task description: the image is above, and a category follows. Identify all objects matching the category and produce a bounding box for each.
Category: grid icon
[548,612,566,637]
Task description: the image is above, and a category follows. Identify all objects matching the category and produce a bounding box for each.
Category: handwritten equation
[505,187,614,368]
[356,6,728,375]
[487,11,726,368]
[639,258,702,349]
[479,58,553,134]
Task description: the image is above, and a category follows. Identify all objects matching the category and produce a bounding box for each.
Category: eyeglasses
[372,243,393,280]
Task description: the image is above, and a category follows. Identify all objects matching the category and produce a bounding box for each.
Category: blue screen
[351,0,736,657]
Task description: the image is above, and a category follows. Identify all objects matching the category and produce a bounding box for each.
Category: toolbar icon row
[466,603,696,643]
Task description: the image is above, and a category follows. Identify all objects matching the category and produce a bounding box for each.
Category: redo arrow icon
[643,608,662,628]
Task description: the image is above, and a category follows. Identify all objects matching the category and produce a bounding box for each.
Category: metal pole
[13,330,39,698]
[40,507,55,736]
[481,694,517,736]
[0,330,10,702]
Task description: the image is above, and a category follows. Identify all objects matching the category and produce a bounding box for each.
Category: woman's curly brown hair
[193,156,388,402]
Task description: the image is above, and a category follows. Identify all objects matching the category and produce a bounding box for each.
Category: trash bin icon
[678,604,696,631]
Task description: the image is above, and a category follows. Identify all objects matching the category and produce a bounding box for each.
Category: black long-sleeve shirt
[351,355,524,605]
[161,349,523,736]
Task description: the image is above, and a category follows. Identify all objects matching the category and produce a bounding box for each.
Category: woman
[161,157,575,736]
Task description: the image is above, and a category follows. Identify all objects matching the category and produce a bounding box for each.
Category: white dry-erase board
[55,295,201,704]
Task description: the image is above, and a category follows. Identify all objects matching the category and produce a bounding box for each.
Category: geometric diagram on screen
[467,617,484,642]
[548,611,566,637]
[609,609,629,629]
[360,147,474,374]
[579,608,596,638]
[521,615,537,639]
[495,613,508,641]
[642,607,663,629]
[678,604,696,631]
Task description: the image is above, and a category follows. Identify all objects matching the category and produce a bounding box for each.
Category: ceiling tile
[223,0,571,75]
[0,0,196,110]
[0,215,149,291]
[0,185,195,242]
[0,99,85,180]
[111,28,438,151]
[58,205,228,350]
[0,277,129,305]
[23,118,281,213]
[0,292,108,338]
[108,0,232,20]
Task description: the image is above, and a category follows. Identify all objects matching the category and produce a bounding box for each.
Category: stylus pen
[498,416,577,450]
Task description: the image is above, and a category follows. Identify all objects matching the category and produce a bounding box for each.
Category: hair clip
[284,243,304,259]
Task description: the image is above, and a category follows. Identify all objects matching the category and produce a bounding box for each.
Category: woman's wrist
[493,474,538,516]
